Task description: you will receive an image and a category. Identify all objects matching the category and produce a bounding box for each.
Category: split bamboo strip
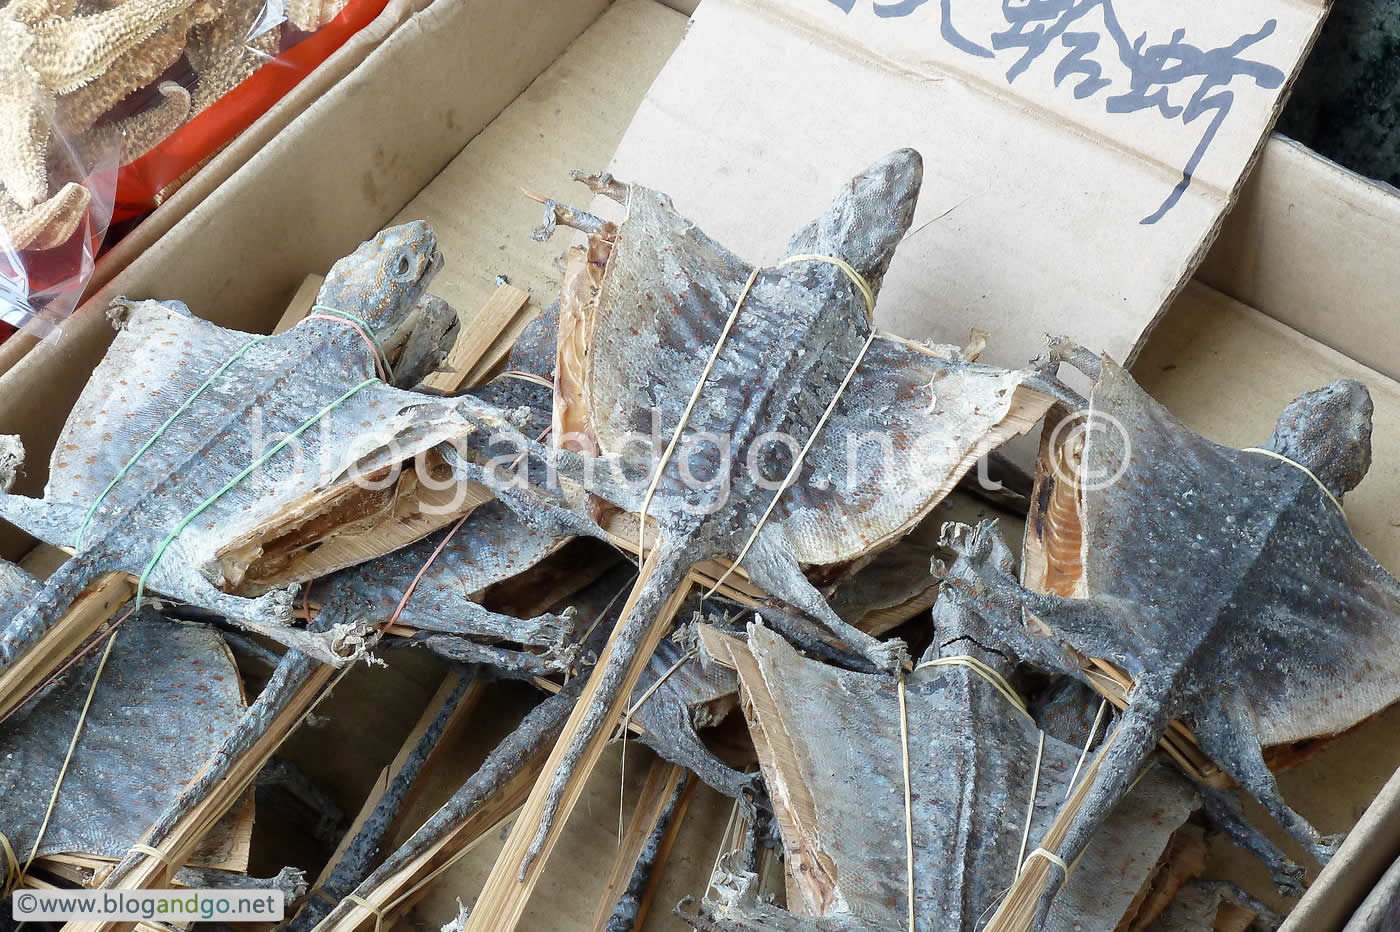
[463,548,693,931]
[587,760,688,932]
[424,284,530,392]
[63,661,343,932]
[0,572,131,724]
[984,734,1110,932]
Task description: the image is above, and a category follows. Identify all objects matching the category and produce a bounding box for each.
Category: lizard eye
[395,253,412,277]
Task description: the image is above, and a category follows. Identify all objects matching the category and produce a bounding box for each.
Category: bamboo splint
[62,662,343,932]
[587,761,696,932]
[423,284,531,391]
[984,740,1110,932]
[462,548,694,931]
[0,572,132,723]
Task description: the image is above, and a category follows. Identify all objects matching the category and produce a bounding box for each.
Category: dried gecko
[946,343,1397,924]
[0,564,246,864]
[0,222,479,667]
[474,149,1055,870]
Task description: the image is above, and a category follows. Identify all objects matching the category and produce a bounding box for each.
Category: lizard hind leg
[1194,696,1344,866]
[1198,784,1308,897]
[740,530,908,673]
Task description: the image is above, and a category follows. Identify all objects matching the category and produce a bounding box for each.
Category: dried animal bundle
[0,223,507,670]
[0,562,248,866]
[949,344,1400,920]
[461,151,1058,927]
[693,616,1198,931]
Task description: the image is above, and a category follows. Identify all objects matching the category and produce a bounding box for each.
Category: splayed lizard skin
[947,343,1399,926]
[496,150,1054,869]
[683,594,1198,930]
[0,562,247,862]
[0,223,503,669]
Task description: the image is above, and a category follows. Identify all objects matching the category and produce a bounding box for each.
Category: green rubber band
[310,305,394,384]
[133,378,379,606]
[75,334,275,548]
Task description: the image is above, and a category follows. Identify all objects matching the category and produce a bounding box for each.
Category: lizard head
[1265,379,1374,499]
[782,147,923,302]
[316,221,445,364]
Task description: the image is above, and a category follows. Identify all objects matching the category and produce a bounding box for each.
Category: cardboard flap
[607,0,1326,370]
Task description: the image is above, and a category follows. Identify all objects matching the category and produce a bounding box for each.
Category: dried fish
[946,344,1397,920]
[0,223,500,669]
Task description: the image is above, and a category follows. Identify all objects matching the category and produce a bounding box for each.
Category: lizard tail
[0,546,118,675]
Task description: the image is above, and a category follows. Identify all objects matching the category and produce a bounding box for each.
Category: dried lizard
[946,343,1395,925]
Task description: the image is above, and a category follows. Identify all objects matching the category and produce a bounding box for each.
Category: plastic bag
[0,0,390,338]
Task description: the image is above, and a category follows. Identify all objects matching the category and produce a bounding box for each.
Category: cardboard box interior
[4,0,1400,927]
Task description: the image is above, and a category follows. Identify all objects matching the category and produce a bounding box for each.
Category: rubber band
[897,674,915,932]
[24,625,122,876]
[778,254,875,319]
[1016,730,1046,875]
[385,512,470,629]
[74,334,274,547]
[307,307,393,384]
[1242,447,1345,516]
[915,655,1032,722]
[1,829,19,897]
[1024,847,1070,877]
[133,378,378,607]
[342,894,385,932]
[493,370,554,390]
[75,309,386,549]
[704,329,877,599]
[638,268,761,565]
[1066,698,1108,800]
[127,843,178,867]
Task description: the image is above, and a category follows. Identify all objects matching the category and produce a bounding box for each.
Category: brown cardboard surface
[605,0,1326,376]
[1134,280,1400,920]
[1200,135,1400,387]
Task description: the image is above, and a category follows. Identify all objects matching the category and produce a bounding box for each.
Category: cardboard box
[5,0,1400,927]
[0,0,430,381]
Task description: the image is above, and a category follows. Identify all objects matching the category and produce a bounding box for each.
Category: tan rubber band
[1025,847,1070,876]
[1242,447,1345,517]
[897,675,915,931]
[128,843,178,867]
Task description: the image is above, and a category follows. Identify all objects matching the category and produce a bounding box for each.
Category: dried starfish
[0,179,88,249]
[187,0,278,115]
[54,13,194,136]
[74,79,190,167]
[0,0,197,205]
[457,150,1054,892]
[0,222,491,670]
[947,343,1397,924]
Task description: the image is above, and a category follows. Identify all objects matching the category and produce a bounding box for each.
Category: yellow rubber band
[1242,447,1345,517]
[128,843,178,867]
[915,655,1032,722]
[1,830,19,897]
[1025,847,1070,876]
[897,675,915,932]
[779,253,875,319]
[343,894,385,932]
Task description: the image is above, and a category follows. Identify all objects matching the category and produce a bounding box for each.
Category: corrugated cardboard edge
[0,0,610,558]
[0,0,426,382]
[1282,765,1400,930]
[1200,133,1400,386]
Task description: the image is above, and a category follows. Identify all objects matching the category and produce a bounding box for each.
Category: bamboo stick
[587,760,688,931]
[462,548,693,931]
